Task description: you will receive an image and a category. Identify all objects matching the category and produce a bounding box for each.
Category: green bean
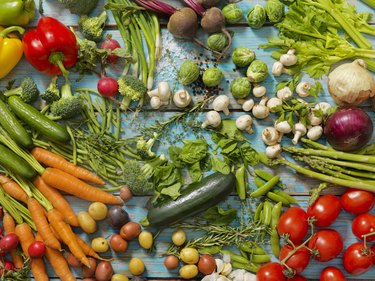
[250,176,280,197]
[273,189,298,204]
[231,261,260,273]
[238,242,266,255]
[254,176,264,188]
[271,201,283,229]
[254,169,283,188]
[250,254,271,263]
[270,228,280,258]
[221,250,250,264]
[254,202,264,222]
[235,165,247,200]
[262,201,273,226]
[267,191,290,206]
[239,249,249,259]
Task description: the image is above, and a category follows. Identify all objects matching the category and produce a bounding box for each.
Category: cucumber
[8,96,70,143]
[146,172,235,227]
[0,99,33,148]
[0,143,37,179]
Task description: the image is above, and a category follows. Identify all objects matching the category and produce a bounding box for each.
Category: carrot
[27,198,61,250]
[33,176,79,227]
[41,168,122,205]
[15,223,49,281]
[47,208,90,268]
[0,174,28,204]
[76,236,106,261]
[3,213,23,269]
[35,234,77,281]
[32,147,105,185]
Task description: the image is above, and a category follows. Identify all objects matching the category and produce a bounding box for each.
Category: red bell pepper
[22,17,78,76]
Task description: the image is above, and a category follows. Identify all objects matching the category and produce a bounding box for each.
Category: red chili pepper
[22,17,78,76]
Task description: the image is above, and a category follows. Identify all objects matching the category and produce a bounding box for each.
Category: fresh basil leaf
[160,182,181,200]
[188,161,203,183]
[168,146,183,168]
[240,143,259,166]
[218,119,246,141]
[179,139,208,164]
[211,156,231,175]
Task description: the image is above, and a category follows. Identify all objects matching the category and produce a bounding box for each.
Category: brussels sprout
[207,33,229,52]
[246,60,268,83]
[265,0,285,23]
[222,4,243,24]
[247,4,266,29]
[178,61,200,85]
[202,68,224,87]
[230,77,252,99]
[232,47,256,68]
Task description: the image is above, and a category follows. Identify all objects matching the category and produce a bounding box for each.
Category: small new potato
[110,234,128,252]
[95,261,113,281]
[179,265,199,279]
[82,258,97,278]
[91,237,109,253]
[120,222,141,240]
[129,257,145,276]
[78,211,97,234]
[180,248,199,264]
[197,254,216,275]
[138,230,153,249]
[164,255,179,270]
[88,202,108,221]
[172,229,186,246]
[111,274,129,281]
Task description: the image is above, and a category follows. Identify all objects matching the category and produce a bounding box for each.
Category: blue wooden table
[2,0,375,280]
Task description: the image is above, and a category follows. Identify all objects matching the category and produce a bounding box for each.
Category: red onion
[324,107,373,152]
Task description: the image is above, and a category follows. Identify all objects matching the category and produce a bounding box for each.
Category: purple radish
[101,35,121,63]
[97,76,119,97]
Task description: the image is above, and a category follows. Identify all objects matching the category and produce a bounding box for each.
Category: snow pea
[254,169,283,187]
[254,176,264,188]
[267,191,290,206]
[231,261,260,273]
[271,201,283,229]
[261,201,273,226]
[238,242,266,255]
[270,228,280,258]
[250,176,280,197]
[273,189,298,204]
[221,250,250,264]
[253,202,264,222]
[250,254,271,263]
[235,165,247,200]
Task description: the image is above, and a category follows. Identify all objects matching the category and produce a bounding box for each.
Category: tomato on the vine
[256,262,286,281]
[371,244,375,264]
[341,188,375,214]
[319,266,346,281]
[307,194,341,227]
[279,244,310,274]
[352,213,375,242]
[277,207,309,244]
[343,242,373,275]
[308,229,343,262]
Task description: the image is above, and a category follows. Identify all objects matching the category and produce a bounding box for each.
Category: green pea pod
[235,165,247,200]
[254,202,264,222]
[239,249,249,259]
[221,250,250,264]
[270,228,280,258]
[273,189,298,204]
[238,242,266,255]
[267,191,290,206]
[231,261,260,273]
[250,254,271,263]
[250,176,280,197]
[254,169,284,187]
[254,176,264,188]
[0,0,35,26]
[271,201,283,229]
[261,201,273,226]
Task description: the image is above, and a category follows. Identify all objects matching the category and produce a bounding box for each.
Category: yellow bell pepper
[0,26,24,79]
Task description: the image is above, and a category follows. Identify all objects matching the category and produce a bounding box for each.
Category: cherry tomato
[28,241,46,258]
[0,233,19,252]
[341,188,375,214]
[308,229,343,262]
[343,242,373,275]
[287,275,307,281]
[352,213,375,242]
[256,262,286,281]
[279,244,310,274]
[277,207,309,244]
[320,266,346,281]
[307,195,341,227]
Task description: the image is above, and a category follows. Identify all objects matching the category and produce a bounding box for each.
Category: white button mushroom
[202,111,222,128]
[221,262,232,276]
[272,61,290,76]
[292,122,307,144]
[252,97,270,119]
[276,86,293,100]
[267,97,282,112]
[238,98,255,112]
[296,81,311,98]
[173,89,192,108]
[266,144,283,159]
[314,102,331,115]
[252,84,267,98]
[275,120,292,142]
[213,95,230,115]
[236,115,253,134]
[280,49,298,66]
[261,127,280,146]
[147,81,171,108]
[308,110,323,126]
[150,96,162,109]
[307,125,323,140]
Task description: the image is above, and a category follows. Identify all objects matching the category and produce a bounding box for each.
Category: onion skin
[324,107,373,152]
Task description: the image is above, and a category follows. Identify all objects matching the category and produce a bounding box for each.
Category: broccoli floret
[58,0,98,15]
[78,11,107,42]
[136,132,161,159]
[40,76,61,103]
[49,82,83,119]
[4,77,39,103]
[117,75,147,111]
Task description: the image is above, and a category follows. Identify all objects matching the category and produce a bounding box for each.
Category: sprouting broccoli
[3,77,39,103]
[135,132,161,159]
[78,11,107,42]
[58,0,98,15]
[122,155,167,195]
[117,75,147,111]
[49,82,82,119]
[40,76,61,103]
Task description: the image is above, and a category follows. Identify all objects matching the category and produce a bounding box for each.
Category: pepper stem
[48,52,70,83]
[0,26,25,37]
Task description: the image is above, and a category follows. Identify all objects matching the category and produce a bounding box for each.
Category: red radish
[97,77,119,97]
[101,35,121,63]
[0,234,19,252]
[28,241,46,258]
[4,260,14,272]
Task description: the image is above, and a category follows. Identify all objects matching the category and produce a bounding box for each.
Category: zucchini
[8,96,70,143]
[0,143,37,179]
[146,172,235,227]
[0,99,33,148]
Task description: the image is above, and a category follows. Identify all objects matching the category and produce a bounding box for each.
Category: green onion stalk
[360,0,375,8]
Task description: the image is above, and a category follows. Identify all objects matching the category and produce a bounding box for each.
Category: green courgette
[146,172,235,227]
[0,143,36,179]
[8,96,70,143]
[0,99,33,148]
